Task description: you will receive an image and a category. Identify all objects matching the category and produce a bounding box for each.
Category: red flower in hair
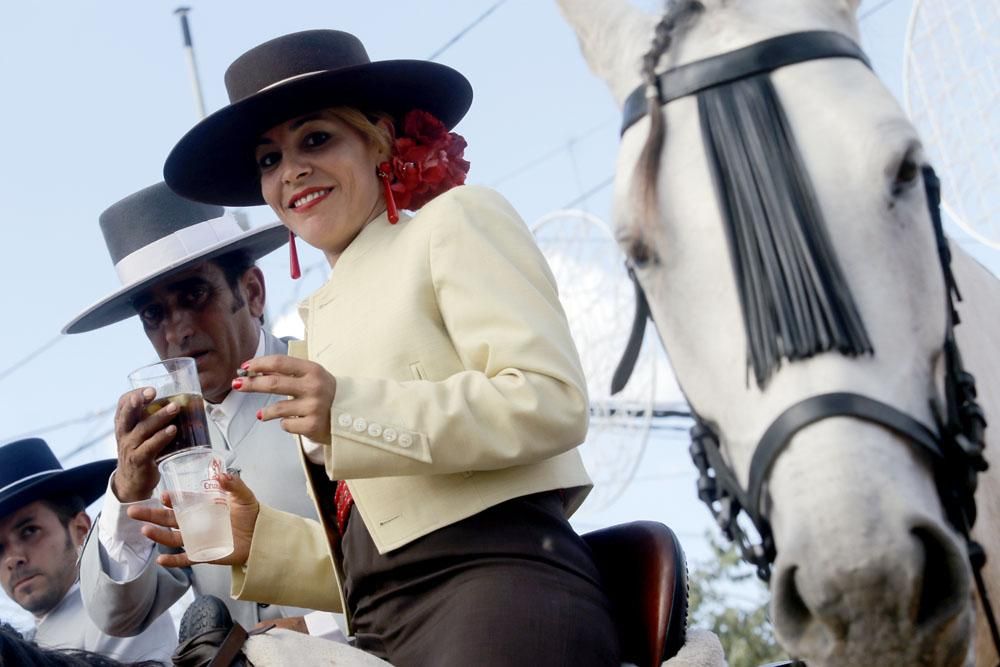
[386,110,470,211]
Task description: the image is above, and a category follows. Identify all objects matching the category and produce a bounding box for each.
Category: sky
[0,0,995,634]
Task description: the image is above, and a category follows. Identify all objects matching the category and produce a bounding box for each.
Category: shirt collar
[34,581,79,624]
[205,329,263,436]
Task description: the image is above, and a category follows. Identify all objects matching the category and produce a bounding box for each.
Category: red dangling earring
[288,230,301,280]
[377,162,399,224]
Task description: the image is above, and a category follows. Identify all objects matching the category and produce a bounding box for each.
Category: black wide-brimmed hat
[164,29,473,207]
[0,439,116,518]
[63,182,288,334]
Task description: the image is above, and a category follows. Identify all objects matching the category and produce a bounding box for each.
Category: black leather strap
[747,393,942,524]
[621,30,871,135]
[611,266,651,395]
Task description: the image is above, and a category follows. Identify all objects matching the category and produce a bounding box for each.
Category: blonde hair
[323,107,394,158]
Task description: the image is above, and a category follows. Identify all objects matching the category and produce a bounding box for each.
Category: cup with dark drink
[128,357,211,462]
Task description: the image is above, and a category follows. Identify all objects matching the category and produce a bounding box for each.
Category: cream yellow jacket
[232,185,592,617]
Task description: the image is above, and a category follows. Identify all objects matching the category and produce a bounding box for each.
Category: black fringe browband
[697,74,873,387]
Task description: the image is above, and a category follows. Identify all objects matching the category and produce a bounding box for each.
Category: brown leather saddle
[582,521,688,667]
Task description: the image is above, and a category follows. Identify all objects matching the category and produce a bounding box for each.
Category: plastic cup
[128,357,211,462]
[157,449,234,562]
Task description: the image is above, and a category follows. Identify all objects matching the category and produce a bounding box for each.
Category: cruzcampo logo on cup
[128,357,212,462]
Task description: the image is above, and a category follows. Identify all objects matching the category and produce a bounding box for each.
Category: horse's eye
[629,238,654,268]
[891,152,921,197]
[897,158,919,186]
[618,230,657,269]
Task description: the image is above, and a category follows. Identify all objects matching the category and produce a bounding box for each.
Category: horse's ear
[834,0,863,16]
[556,0,658,107]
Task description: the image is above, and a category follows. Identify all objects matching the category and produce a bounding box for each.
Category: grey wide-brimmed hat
[0,438,116,518]
[164,29,473,207]
[63,182,288,334]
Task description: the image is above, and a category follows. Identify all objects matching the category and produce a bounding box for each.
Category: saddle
[582,521,689,667]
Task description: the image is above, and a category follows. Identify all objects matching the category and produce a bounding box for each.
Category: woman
[143,29,619,666]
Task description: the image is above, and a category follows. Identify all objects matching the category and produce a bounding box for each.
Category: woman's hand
[233,355,337,444]
[126,472,260,568]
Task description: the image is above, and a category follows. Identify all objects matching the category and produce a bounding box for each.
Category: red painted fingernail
[256,409,263,420]
[241,361,250,370]
[232,378,243,390]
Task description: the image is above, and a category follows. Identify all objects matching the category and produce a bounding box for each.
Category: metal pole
[174,7,207,120]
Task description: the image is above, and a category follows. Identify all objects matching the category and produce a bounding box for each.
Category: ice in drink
[158,449,234,563]
[145,392,211,461]
[174,497,234,562]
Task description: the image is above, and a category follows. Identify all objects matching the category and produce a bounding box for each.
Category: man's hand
[112,387,178,503]
[127,472,260,569]
[234,355,337,445]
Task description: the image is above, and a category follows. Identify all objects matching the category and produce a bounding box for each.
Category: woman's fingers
[242,354,312,377]
[217,471,257,507]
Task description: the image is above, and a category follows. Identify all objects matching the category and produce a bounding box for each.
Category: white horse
[556,1,1000,665]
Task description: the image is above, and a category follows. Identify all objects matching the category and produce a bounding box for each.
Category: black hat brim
[164,60,473,208]
[0,459,117,518]
[63,222,288,334]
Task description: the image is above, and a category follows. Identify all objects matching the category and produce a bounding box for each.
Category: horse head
[557,1,993,664]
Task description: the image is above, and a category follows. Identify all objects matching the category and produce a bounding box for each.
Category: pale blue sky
[0,0,994,632]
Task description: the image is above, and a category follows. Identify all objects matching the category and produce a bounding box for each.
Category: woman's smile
[288,186,333,211]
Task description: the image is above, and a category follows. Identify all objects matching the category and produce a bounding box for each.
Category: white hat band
[0,468,61,496]
[258,70,325,93]
[114,214,244,286]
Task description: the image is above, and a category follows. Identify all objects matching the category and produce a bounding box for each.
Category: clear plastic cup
[128,357,212,462]
[157,448,234,562]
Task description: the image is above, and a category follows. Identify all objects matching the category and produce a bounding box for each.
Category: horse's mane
[633,0,704,228]
[635,1,873,386]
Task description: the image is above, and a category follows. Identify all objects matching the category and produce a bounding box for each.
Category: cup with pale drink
[128,357,211,462]
[157,448,235,562]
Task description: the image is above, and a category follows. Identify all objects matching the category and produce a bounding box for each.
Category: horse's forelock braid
[633,1,704,241]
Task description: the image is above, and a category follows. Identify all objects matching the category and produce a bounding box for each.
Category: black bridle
[614,29,1000,656]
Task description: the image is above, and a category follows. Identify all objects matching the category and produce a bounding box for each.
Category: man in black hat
[0,438,176,662]
[65,183,340,640]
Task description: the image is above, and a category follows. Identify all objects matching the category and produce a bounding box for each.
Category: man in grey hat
[0,438,176,662]
[66,182,341,640]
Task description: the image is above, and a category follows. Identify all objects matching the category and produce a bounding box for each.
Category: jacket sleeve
[230,504,343,613]
[326,186,589,479]
[79,520,191,637]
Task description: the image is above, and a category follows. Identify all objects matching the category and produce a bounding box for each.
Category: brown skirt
[341,491,621,667]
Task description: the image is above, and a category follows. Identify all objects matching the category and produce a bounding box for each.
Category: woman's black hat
[164,29,474,207]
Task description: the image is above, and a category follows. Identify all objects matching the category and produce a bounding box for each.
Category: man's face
[0,501,87,616]
[132,262,264,403]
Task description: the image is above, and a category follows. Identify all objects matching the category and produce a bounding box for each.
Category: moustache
[8,566,41,591]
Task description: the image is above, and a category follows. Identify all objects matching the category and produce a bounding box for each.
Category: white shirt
[32,582,176,663]
[98,331,343,640]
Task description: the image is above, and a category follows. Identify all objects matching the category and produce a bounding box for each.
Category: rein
[613,29,1000,658]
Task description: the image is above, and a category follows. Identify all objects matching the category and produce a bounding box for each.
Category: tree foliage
[687,533,789,667]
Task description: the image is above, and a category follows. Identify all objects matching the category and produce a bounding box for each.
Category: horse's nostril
[772,565,816,642]
[911,525,968,627]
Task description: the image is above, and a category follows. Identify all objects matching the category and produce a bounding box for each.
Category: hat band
[258,70,326,93]
[0,469,60,496]
[114,214,243,286]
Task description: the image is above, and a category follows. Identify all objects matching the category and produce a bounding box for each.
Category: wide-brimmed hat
[0,438,116,518]
[164,29,473,207]
[63,182,288,334]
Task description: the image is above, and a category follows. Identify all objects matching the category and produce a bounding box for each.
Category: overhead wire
[427,0,508,61]
[4,404,116,443]
[0,334,64,385]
